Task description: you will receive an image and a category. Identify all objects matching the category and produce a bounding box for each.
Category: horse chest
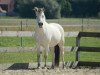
[35,32,50,44]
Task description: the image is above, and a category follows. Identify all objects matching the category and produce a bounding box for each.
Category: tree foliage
[71,0,100,17]
[15,0,61,18]
[14,0,100,18]
[61,0,72,17]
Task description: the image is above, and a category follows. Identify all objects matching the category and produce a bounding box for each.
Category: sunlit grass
[0,37,100,63]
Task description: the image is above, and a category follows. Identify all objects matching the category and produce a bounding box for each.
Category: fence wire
[0,18,100,31]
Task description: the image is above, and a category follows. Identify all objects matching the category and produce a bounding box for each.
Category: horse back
[49,23,64,36]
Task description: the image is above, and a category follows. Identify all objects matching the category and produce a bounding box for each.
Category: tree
[14,0,61,18]
[14,0,100,18]
[61,0,72,17]
[33,0,61,19]
[14,0,34,18]
[71,0,100,18]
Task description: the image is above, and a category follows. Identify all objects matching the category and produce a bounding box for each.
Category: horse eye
[42,15,44,18]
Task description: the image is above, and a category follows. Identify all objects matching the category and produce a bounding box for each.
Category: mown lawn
[0,37,100,63]
[0,37,100,47]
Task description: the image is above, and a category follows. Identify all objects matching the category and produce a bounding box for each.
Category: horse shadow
[7,63,29,70]
[6,63,53,70]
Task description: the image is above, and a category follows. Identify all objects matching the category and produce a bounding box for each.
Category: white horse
[33,7,65,68]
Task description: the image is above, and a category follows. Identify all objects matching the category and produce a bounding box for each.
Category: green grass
[0,52,75,64]
[80,52,100,62]
[0,37,100,63]
[0,37,35,47]
[0,52,37,63]
[0,52,100,63]
[0,37,100,47]
[65,37,100,47]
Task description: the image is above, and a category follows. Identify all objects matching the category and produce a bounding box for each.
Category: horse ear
[42,7,45,12]
[33,7,38,11]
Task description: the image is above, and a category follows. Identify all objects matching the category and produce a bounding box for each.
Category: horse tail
[54,44,60,67]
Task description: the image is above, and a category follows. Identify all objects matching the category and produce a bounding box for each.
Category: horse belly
[49,32,61,47]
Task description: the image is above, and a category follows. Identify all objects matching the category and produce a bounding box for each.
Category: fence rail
[0,31,79,37]
[78,32,100,37]
[0,31,100,68]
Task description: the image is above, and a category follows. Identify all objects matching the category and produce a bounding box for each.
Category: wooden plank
[0,46,100,52]
[0,47,35,52]
[65,61,74,68]
[0,31,79,37]
[0,31,34,37]
[64,46,78,52]
[77,61,100,67]
[78,32,100,37]
[76,37,81,61]
[78,47,100,52]
[0,46,78,53]
[64,32,79,37]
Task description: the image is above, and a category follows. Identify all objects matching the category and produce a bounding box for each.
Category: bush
[97,12,100,18]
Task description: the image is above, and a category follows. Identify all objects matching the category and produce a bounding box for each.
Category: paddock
[0,19,100,75]
[0,31,100,69]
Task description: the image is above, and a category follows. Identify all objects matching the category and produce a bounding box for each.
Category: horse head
[33,7,46,28]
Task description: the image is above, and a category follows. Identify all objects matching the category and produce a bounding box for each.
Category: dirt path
[0,68,100,75]
[0,63,100,75]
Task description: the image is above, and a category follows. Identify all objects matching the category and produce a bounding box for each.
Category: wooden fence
[75,32,100,67]
[0,31,100,68]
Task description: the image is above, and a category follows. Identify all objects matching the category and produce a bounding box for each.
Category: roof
[0,0,13,4]
[0,6,7,13]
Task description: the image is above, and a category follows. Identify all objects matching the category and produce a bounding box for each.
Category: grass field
[0,37,100,63]
[0,18,100,32]
[0,52,100,64]
[0,37,100,47]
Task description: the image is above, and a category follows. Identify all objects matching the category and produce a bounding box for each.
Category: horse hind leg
[54,44,60,67]
[60,45,65,68]
[54,43,64,68]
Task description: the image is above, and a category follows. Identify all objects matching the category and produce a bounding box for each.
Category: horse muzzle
[38,22,43,28]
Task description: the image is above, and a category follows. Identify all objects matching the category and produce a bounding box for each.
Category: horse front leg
[37,45,42,69]
[44,45,49,68]
[51,47,55,69]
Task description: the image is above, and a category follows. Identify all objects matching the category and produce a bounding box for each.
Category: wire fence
[0,18,100,31]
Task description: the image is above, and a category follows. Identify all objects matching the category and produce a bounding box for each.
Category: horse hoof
[43,66,47,69]
[37,67,42,69]
[51,65,54,69]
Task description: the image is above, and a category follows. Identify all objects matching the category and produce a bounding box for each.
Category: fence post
[81,18,83,32]
[26,19,28,27]
[76,36,80,61]
[20,21,23,47]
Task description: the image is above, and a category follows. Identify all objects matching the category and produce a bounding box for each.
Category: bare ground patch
[0,68,100,75]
